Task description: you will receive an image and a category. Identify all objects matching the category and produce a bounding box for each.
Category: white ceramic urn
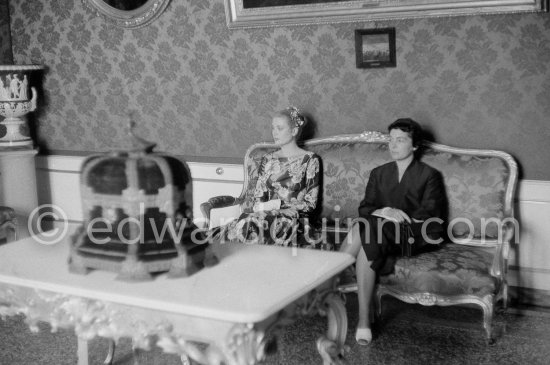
[0,64,44,147]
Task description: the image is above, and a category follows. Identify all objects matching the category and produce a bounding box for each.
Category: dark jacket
[358,159,447,235]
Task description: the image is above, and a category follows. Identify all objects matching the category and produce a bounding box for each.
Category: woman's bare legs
[356,247,376,329]
[340,223,377,331]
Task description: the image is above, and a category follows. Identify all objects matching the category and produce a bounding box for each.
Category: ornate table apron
[0,280,348,365]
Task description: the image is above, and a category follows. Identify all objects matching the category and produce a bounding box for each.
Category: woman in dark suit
[340,118,447,345]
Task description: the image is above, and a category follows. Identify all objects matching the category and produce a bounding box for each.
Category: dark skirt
[358,215,440,275]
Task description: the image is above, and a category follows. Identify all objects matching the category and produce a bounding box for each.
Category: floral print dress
[219,151,321,246]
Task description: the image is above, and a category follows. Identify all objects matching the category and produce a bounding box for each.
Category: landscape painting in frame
[355,28,396,69]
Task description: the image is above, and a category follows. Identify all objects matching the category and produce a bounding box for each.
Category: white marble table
[0,234,354,365]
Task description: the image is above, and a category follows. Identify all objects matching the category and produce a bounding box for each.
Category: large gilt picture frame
[225,0,548,29]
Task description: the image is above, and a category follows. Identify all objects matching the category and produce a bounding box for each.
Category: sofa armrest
[200,195,243,223]
[490,217,516,279]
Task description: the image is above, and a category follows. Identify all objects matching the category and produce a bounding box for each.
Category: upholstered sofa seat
[381,244,496,297]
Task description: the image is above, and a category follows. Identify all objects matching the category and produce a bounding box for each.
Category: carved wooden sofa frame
[201,131,518,343]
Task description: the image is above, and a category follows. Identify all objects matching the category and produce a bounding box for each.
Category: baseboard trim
[509,286,550,311]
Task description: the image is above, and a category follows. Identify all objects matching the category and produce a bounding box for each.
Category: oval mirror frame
[83,0,171,29]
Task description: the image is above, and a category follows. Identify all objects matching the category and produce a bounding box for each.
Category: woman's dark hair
[388,118,423,147]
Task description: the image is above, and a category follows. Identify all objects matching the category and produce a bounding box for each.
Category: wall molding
[518,179,550,203]
[507,179,550,292]
[35,155,245,224]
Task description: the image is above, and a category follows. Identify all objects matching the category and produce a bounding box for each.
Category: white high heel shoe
[355,327,372,346]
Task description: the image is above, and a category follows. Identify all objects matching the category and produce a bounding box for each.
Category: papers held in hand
[254,199,281,212]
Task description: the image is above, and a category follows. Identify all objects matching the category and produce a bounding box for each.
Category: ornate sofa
[201,131,518,342]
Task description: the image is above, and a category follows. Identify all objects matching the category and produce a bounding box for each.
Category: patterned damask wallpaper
[6,0,550,179]
[0,0,13,63]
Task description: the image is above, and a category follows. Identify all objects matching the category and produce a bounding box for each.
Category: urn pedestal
[0,65,44,147]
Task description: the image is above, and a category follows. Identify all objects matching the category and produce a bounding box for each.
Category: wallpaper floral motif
[6,0,550,179]
[0,0,13,63]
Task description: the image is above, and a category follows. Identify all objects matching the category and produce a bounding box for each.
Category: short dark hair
[388,118,423,147]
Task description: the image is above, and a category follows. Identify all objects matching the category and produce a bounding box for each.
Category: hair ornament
[287,106,305,128]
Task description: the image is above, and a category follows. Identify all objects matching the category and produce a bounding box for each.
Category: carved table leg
[77,337,89,365]
[223,323,267,365]
[316,293,348,365]
[480,298,494,344]
[133,346,141,365]
[104,340,115,365]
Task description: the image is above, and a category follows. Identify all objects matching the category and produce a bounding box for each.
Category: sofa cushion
[308,142,389,221]
[422,151,510,240]
[379,243,497,297]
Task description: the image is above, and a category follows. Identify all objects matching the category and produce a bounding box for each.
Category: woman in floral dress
[217,107,321,246]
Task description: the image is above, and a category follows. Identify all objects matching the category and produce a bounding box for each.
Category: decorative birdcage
[68,121,214,281]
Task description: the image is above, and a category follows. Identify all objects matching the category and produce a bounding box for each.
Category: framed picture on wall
[355,28,396,69]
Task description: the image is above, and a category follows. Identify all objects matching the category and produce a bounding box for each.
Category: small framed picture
[355,28,396,69]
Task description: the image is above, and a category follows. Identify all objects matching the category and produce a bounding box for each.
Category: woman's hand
[278,208,299,218]
[381,207,411,223]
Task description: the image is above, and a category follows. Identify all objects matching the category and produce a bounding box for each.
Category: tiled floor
[1,296,549,364]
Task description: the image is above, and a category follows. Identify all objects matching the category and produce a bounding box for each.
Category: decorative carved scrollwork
[224,323,267,365]
[415,293,438,306]
[222,284,349,365]
[0,284,228,364]
[359,130,390,142]
[0,279,349,365]
[294,288,349,365]
[376,286,497,341]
